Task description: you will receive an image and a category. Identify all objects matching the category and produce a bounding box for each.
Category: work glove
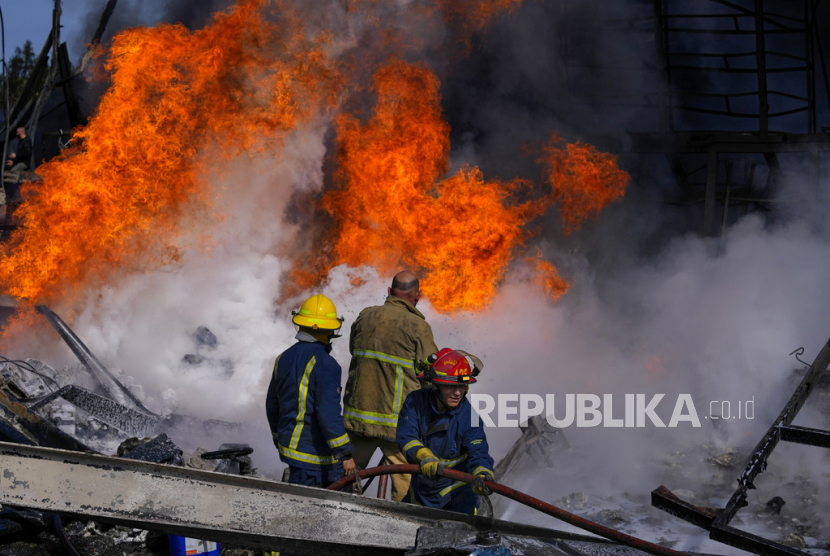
[415,447,443,479]
[471,474,492,496]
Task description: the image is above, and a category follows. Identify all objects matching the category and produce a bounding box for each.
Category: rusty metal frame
[655,0,817,131]
[640,0,830,238]
[652,337,830,556]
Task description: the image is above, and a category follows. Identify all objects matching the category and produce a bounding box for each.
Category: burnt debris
[652,337,830,556]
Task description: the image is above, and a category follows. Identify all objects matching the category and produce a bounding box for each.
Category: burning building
[0,0,829,554]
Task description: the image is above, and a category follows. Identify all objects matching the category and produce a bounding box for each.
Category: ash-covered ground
[494,368,830,556]
[2,353,829,556]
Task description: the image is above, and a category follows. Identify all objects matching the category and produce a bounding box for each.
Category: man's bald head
[389,270,421,306]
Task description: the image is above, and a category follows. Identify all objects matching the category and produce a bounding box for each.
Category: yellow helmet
[292,294,344,331]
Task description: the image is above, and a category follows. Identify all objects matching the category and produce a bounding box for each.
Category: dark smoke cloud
[71,0,236,49]
[28,0,830,518]
[433,0,830,273]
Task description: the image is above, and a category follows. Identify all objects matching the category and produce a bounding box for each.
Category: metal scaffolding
[632,0,830,236]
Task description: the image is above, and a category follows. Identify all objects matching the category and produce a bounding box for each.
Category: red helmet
[417,348,482,384]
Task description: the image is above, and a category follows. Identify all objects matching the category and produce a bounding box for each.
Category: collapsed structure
[652,339,830,556]
[2,299,829,556]
[0,0,829,554]
[0,303,697,556]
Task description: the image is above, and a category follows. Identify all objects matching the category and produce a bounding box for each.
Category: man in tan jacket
[343,271,438,501]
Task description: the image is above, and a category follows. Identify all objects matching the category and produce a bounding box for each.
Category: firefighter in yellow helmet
[265,294,355,487]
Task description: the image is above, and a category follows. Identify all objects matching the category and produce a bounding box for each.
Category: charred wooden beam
[36,304,157,415]
[778,424,830,448]
[653,336,830,556]
[93,0,119,44]
[652,486,807,556]
[651,486,716,530]
[76,0,120,75]
[709,525,807,556]
[57,43,83,128]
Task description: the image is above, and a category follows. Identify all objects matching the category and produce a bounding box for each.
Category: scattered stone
[183,354,205,365]
[81,521,110,537]
[556,492,588,510]
[707,450,739,468]
[188,446,217,471]
[60,521,167,556]
[656,537,679,548]
[781,533,806,548]
[112,528,148,545]
[587,510,627,527]
[764,496,785,515]
[193,327,218,348]
[116,437,151,457]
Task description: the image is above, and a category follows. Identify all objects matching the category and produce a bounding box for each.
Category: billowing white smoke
[12,0,830,547]
[8,88,830,556]
[22,146,830,476]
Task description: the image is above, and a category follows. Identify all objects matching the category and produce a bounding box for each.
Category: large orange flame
[292,59,630,312]
[540,135,631,236]
[525,256,569,302]
[316,60,544,312]
[0,0,630,324]
[0,0,341,304]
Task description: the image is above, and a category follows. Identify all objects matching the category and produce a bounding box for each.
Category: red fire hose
[327,464,694,556]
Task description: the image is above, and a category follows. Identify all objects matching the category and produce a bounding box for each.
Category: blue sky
[1,0,86,62]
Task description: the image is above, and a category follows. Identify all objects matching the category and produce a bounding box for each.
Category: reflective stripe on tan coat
[344,295,438,442]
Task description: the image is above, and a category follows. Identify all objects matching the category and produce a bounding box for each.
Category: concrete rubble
[0,305,829,555]
[0,307,261,554]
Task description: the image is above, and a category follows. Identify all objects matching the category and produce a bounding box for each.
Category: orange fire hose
[327,464,696,556]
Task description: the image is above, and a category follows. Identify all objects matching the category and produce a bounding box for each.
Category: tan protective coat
[344,295,438,441]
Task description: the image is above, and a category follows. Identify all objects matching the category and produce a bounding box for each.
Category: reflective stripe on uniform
[353,350,414,368]
[326,433,350,449]
[439,480,467,497]
[351,350,413,424]
[440,454,467,468]
[343,405,398,426]
[278,444,338,465]
[289,356,316,450]
[393,365,404,414]
[472,466,494,479]
[402,439,424,453]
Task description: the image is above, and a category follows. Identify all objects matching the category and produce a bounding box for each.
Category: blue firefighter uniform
[397,388,495,514]
[266,335,353,487]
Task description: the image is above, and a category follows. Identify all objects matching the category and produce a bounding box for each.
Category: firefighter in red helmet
[396,348,495,515]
